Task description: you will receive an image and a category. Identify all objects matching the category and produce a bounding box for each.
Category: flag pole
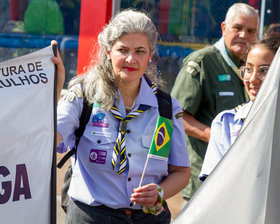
[135,115,173,205]
[133,155,150,206]
[138,155,150,188]
[51,41,58,224]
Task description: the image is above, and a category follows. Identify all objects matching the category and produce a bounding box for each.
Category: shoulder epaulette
[186,61,200,76]
[69,85,83,98]
[57,90,93,168]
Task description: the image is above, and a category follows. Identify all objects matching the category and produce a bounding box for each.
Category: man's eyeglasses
[240,66,270,81]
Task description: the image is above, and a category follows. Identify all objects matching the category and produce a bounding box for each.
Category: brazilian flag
[148,116,173,161]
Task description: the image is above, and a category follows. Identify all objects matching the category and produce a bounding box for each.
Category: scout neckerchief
[110,77,173,174]
[111,104,150,174]
[234,101,252,124]
[234,102,246,123]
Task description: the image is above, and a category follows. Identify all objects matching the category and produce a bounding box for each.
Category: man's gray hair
[224,3,259,25]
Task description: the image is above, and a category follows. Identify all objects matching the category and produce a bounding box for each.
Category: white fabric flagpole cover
[0,46,55,224]
[173,48,280,224]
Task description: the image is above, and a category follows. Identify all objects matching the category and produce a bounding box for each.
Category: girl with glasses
[199,33,280,182]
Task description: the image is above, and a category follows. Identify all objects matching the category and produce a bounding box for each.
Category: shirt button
[126,129,131,134]
[128,177,131,181]
[97,140,101,144]
[127,153,131,157]
[129,202,133,207]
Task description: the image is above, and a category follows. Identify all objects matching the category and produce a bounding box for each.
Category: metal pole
[51,43,58,224]
[112,0,121,17]
[190,0,196,42]
[259,0,266,38]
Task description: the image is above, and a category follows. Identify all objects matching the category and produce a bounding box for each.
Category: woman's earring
[149,59,152,63]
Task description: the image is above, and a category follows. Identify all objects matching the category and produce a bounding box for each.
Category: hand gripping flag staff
[136,85,173,215]
[0,41,58,224]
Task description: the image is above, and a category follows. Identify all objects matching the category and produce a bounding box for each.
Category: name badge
[218,74,231,81]
[91,131,111,137]
[219,92,234,96]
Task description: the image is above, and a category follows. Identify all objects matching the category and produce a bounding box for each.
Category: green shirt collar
[226,48,244,68]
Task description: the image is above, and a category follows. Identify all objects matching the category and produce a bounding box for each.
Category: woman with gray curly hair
[54,9,190,224]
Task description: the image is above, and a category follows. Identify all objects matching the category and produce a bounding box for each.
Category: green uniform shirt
[171,45,248,198]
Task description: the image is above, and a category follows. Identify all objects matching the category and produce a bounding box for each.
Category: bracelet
[142,184,164,216]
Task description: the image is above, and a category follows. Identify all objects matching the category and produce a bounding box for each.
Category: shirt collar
[135,77,158,108]
[226,48,244,68]
[234,101,253,121]
[115,77,157,116]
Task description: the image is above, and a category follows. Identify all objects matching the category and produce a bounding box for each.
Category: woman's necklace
[125,100,136,113]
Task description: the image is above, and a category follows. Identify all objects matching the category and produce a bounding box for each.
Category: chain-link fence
[0,0,80,88]
[0,0,279,91]
[118,0,280,91]
[118,0,280,41]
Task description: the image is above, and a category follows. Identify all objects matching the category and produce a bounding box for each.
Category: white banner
[0,46,56,224]
[173,48,280,224]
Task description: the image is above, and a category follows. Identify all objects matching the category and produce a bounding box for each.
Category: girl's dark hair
[257,33,280,54]
[244,33,280,62]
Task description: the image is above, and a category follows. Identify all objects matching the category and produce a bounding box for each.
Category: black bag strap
[57,98,92,169]
[57,77,172,168]
[144,75,172,119]
[156,88,172,120]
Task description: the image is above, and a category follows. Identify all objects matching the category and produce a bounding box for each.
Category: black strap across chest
[57,81,172,169]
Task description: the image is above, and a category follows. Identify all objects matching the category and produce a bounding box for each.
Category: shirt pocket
[79,126,117,168]
[83,126,115,145]
[215,92,234,112]
[141,134,153,151]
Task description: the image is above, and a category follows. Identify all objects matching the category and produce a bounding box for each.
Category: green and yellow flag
[148,116,173,161]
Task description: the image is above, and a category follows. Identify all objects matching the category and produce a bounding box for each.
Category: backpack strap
[57,98,92,169]
[156,88,172,120]
[144,75,172,120]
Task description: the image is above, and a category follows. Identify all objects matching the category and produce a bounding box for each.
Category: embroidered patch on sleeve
[65,86,83,102]
[186,61,200,76]
[175,111,183,120]
[69,86,83,98]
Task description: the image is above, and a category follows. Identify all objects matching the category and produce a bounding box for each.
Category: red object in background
[158,0,171,34]
[77,0,112,75]
[10,0,20,21]
[248,0,260,10]
[10,0,28,21]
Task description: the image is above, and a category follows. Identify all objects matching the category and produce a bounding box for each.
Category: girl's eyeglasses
[240,66,270,81]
